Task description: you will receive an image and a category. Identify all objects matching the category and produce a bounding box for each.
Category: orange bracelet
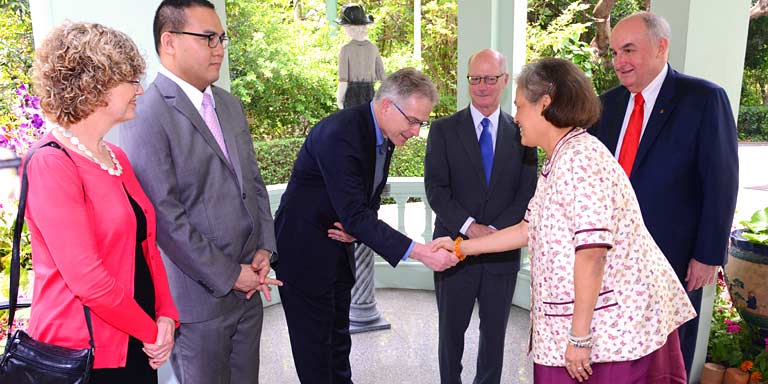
[454,237,466,261]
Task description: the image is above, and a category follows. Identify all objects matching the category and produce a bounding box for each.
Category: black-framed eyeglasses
[170,31,230,49]
[392,103,429,129]
[467,73,506,85]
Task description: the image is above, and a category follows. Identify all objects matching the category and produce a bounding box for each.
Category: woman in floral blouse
[432,58,695,383]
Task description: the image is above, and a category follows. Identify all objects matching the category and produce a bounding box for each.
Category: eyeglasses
[170,31,230,49]
[392,103,429,129]
[467,74,506,85]
[127,80,142,93]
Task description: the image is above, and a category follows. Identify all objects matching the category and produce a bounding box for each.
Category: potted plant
[726,207,768,331]
[707,269,768,384]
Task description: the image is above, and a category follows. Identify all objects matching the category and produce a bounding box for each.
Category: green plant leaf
[743,232,768,245]
[740,207,768,234]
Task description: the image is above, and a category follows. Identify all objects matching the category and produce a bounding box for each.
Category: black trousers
[434,262,517,384]
[279,254,356,384]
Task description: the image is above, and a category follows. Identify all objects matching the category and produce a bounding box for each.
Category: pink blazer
[24,133,178,368]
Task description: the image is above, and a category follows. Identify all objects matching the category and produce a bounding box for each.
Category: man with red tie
[590,12,739,376]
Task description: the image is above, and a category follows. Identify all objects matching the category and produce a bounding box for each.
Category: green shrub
[738,106,768,142]
[254,135,428,186]
[227,1,342,141]
[254,137,304,185]
[390,136,426,177]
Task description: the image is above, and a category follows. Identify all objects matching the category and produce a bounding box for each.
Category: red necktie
[618,93,645,176]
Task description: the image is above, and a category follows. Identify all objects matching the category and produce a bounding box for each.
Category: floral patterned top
[525,128,696,366]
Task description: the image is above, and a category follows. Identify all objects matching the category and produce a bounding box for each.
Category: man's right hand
[410,242,459,272]
[233,264,261,298]
[465,222,496,239]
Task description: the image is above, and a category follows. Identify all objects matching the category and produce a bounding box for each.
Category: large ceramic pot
[725,229,768,331]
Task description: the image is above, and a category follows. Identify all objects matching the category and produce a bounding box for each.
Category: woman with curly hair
[22,21,179,383]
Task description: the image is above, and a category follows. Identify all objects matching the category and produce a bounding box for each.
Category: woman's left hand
[143,316,176,369]
[564,343,593,382]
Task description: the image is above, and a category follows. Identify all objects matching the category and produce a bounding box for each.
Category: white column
[29,0,231,94]
[457,0,526,113]
[650,1,750,383]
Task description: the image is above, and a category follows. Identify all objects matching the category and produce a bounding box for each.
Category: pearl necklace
[55,124,123,176]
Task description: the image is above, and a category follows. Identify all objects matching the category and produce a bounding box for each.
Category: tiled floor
[260,288,533,383]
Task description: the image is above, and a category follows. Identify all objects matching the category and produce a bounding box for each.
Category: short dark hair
[153,0,215,54]
[516,58,601,129]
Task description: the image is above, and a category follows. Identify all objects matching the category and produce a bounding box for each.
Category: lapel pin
[659,108,665,114]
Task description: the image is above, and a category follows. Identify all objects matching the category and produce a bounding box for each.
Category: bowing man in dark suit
[589,12,739,374]
[425,49,538,384]
[273,68,459,384]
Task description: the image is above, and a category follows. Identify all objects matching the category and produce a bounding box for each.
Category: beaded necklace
[54,124,123,176]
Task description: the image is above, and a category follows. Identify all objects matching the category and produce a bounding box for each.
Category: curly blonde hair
[32,22,145,126]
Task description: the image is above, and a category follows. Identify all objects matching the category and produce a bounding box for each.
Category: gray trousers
[170,297,264,384]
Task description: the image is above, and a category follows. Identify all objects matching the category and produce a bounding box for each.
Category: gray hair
[342,24,369,41]
[516,58,601,129]
[634,11,671,43]
[374,67,439,105]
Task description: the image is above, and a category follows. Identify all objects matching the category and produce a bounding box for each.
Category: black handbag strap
[8,141,95,350]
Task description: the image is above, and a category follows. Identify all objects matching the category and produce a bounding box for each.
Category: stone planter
[700,362,726,384]
[725,229,768,331]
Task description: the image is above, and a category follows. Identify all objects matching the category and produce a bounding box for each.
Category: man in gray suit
[425,49,538,384]
[120,1,278,383]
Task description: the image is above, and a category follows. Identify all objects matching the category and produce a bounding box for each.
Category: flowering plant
[709,270,768,383]
[0,84,42,340]
[0,83,46,156]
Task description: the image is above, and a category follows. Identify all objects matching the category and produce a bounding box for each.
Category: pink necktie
[202,93,230,162]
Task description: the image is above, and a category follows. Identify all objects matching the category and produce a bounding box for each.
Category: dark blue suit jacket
[274,103,412,292]
[425,107,537,275]
[590,66,739,279]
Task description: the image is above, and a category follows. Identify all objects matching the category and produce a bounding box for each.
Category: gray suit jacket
[120,73,276,323]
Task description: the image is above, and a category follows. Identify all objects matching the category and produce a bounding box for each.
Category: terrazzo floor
[260,288,534,383]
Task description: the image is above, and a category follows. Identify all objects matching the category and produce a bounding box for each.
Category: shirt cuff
[460,217,475,235]
[402,241,416,261]
[574,228,614,251]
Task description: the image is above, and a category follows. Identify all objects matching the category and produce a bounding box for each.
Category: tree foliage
[226,0,342,141]
[0,3,34,127]
[526,0,644,94]
[742,16,768,106]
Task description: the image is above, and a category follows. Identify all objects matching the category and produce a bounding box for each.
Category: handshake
[326,222,467,272]
[410,237,462,272]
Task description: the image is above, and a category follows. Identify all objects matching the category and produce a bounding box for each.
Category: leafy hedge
[738,106,768,142]
[254,136,427,186]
